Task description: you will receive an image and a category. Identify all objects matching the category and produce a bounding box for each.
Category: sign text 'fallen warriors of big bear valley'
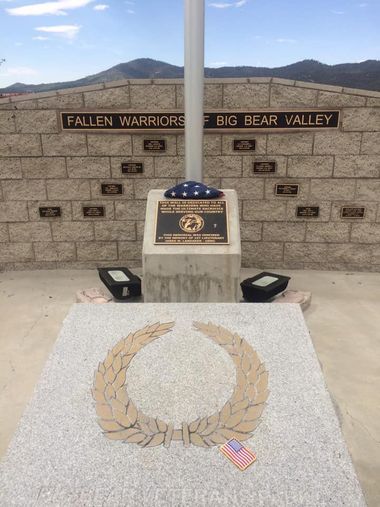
[60,110,340,132]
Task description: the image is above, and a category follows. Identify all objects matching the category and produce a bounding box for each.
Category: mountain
[1,58,380,94]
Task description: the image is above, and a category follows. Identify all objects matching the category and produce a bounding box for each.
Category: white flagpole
[184,0,205,182]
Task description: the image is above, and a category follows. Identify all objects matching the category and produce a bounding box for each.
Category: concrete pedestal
[142,190,241,302]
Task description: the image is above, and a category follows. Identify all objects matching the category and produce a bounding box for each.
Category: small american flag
[220,438,257,471]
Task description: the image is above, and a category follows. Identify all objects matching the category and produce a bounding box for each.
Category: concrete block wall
[0,77,379,271]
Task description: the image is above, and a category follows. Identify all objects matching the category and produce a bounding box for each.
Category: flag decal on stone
[220,438,257,470]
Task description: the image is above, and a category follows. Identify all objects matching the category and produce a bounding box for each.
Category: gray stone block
[71,201,115,221]
[0,202,28,222]
[94,221,136,241]
[284,242,328,262]
[21,157,67,179]
[28,201,72,221]
[305,223,350,242]
[2,180,46,201]
[67,156,110,179]
[287,155,333,178]
[351,223,380,243]
[270,84,318,107]
[356,180,380,201]
[242,241,284,264]
[334,155,380,178]
[267,133,313,155]
[154,156,184,177]
[361,132,380,154]
[84,87,130,108]
[15,110,58,133]
[221,177,264,199]
[42,133,87,156]
[243,200,287,221]
[87,134,132,156]
[115,200,147,221]
[52,222,94,241]
[0,111,16,133]
[118,240,143,260]
[34,242,76,261]
[130,84,176,108]
[110,157,154,179]
[0,134,42,157]
[242,156,287,178]
[204,155,242,177]
[8,222,52,242]
[176,84,223,108]
[328,243,372,265]
[222,134,266,155]
[76,241,118,261]
[177,134,222,156]
[239,221,262,241]
[223,83,269,108]
[310,179,355,200]
[342,107,380,132]
[37,93,84,109]
[313,131,361,155]
[317,91,366,107]
[0,158,22,179]
[47,179,91,200]
[133,178,176,199]
[0,224,9,242]
[331,201,377,222]
[263,222,306,242]
[0,242,34,262]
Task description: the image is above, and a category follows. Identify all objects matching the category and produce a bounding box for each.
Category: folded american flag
[220,438,257,471]
[164,181,223,199]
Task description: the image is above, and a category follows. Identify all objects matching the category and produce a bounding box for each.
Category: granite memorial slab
[0,304,365,506]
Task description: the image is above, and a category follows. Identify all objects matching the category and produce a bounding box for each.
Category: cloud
[94,3,108,10]
[331,10,344,14]
[275,38,297,44]
[209,0,247,7]
[35,24,81,39]
[127,9,134,13]
[2,66,38,77]
[33,35,50,40]
[6,0,94,16]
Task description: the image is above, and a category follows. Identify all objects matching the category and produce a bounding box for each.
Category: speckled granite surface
[0,304,365,506]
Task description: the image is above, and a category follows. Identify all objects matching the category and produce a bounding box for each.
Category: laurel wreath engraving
[92,321,269,448]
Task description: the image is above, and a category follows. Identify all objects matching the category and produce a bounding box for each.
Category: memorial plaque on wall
[101,183,123,195]
[233,139,255,151]
[275,184,299,196]
[296,206,320,218]
[143,139,166,151]
[253,161,276,174]
[39,206,61,218]
[121,162,144,174]
[61,110,340,132]
[155,200,229,244]
[83,206,105,218]
[341,206,365,219]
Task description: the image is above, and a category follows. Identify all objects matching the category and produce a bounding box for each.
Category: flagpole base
[142,189,241,303]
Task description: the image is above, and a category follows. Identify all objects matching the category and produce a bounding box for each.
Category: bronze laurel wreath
[92,322,269,448]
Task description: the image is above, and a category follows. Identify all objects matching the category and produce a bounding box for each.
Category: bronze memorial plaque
[233,139,255,151]
[101,183,123,195]
[121,162,144,174]
[143,139,166,151]
[83,206,105,218]
[296,206,320,218]
[253,161,276,174]
[155,200,229,244]
[61,110,340,132]
[275,183,299,196]
[39,206,61,218]
[341,206,366,219]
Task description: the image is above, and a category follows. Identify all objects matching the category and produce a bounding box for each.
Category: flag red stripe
[222,446,248,467]
[223,445,252,467]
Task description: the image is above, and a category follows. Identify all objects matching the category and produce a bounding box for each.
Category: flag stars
[171,191,176,197]
[182,192,187,197]
[205,189,211,195]
[194,191,199,196]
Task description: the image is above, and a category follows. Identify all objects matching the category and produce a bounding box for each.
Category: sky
[0,0,379,87]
